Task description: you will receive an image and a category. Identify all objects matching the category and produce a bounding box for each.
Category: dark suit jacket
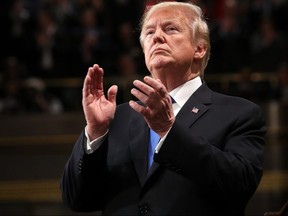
[61,83,266,216]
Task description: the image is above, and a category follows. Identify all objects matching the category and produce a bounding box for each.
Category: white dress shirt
[85,76,202,154]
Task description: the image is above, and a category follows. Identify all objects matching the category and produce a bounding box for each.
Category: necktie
[147,96,176,169]
[148,129,160,169]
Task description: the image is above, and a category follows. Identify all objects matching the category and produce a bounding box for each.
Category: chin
[150,58,171,70]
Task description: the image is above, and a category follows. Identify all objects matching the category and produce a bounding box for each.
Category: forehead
[143,7,188,27]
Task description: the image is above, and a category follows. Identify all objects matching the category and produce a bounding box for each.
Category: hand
[82,64,118,140]
[129,76,175,137]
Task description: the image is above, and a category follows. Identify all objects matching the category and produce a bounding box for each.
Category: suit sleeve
[60,130,108,212]
[154,102,266,209]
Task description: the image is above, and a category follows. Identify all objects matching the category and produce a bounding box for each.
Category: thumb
[107,85,118,104]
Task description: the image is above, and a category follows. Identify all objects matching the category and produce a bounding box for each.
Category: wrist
[86,124,108,141]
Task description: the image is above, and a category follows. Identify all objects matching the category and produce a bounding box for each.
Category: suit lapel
[129,110,149,186]
[176,83,212,128]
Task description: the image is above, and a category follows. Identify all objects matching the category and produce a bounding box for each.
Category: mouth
[151,48,169,56]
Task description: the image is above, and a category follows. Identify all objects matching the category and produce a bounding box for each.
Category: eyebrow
[143,19,181,30]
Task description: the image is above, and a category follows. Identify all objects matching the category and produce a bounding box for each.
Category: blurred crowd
[0,0,288,114]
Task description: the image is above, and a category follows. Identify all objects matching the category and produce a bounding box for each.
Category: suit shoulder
[212,91,261,109]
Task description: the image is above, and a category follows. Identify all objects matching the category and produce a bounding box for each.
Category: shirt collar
[169,76,202,108]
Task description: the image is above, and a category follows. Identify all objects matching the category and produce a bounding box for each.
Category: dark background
[0,0,287,215]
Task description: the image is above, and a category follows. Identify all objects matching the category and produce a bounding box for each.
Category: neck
[151,68,200,92]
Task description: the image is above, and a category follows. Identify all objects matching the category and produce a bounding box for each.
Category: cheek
[143,50,151,67]
[143,46,151,61]
[173,42,194,57]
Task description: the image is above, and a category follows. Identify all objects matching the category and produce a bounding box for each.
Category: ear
[194,44,207,59]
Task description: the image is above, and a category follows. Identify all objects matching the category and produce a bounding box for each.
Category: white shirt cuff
[154,127,172,154]
[84,127,108,154]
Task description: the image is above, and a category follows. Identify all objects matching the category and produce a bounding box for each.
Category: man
[61,2,266,215]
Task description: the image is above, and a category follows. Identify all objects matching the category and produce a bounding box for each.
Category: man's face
[142,8,196,73]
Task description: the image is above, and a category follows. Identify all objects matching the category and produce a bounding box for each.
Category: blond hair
[139,2,210,76]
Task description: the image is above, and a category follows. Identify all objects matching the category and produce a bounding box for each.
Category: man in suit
[61,2,266,215]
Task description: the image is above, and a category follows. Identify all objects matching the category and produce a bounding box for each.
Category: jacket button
[78,162,82,173]
[139,204,149,215]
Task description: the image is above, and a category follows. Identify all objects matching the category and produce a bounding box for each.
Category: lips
[151,48,169,56]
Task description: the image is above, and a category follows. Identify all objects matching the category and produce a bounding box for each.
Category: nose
[153,28,165,43]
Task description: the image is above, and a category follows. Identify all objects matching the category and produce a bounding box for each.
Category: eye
[166,25,178,33]
[145,29,155,37]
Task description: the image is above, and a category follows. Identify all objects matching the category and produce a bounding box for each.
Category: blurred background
[0,0,287,215]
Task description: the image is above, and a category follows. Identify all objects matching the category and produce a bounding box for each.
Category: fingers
[107,85,118,104]
[82,70,91,98]
[91,65,104,95]
[129,100,147,115]
[132,76,162,96]
[143,76,167,98]
[129,76,175,137]
[90,64,104,97]
[131,76,170,108]
[83,64,104,98]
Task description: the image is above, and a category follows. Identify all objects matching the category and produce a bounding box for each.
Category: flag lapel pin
[191,107,199,113]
